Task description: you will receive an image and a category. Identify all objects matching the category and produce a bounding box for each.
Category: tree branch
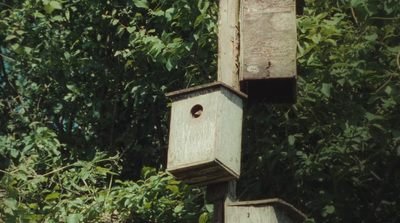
[351,7,359,26]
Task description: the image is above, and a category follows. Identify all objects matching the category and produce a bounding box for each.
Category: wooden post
[206,181,236,222]
[206,0,240,222]
[207,0,304,222]
[217,0,240,89]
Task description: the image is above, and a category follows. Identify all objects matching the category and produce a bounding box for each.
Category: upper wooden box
[166,82,246,186]
[240,0,297,103]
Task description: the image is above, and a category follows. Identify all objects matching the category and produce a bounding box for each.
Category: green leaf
[45,5,55,14]
[165,8,175,21]
[4,198,17,210]
[133,0,148,8]
[385,86,393,95]
[166,185,179,194]
[205,204,213,213]
[24,47,33,54]
[34,11,45,18]
[50,1,62,9]
[198,1,210,14]
[27,203,40,209]
[151,10,164,17]
[127,26,136,33]
[387,46,399,53]
[194,14,205,28]
[365,112,382,121]
[10,148,19,158]
[11,43,20,52]
[66,82,79,93]
[64,51,70,60]
[337,78,345,86]
[199,213,208,223]
[321,83,332,97]
[350,0,362,7]
[67,214,83,223]
[166,57,176,71]
[96,166,116,175]
[174,204,184,213]
[53,103,63,113]
[112,19,119,26]
[288,135,295,146]
[5,35,17,41]
[323,205,335,216]
[364,33,378,41]
[45,192,60,200]
[16,172,28,181]
[52,15,63,21]
[312,34,321,43]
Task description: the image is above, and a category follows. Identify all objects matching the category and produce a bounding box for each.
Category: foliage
[1,0,216,222]
[1,0,400,222]
[0,141,208,222]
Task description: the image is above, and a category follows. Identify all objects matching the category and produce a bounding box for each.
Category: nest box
[166,82,247,186]
[226,198,307,223]
[240,0,297,103]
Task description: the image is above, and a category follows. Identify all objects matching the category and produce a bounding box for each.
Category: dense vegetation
[1,0,399,222]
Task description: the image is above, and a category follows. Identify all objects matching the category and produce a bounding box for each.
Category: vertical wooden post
[205,0,304,222]
[218,0,240,89]
[207,0,240,222]
[206,181,237,222]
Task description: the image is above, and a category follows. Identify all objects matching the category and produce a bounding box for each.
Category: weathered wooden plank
[218,0,240,90]
[226,198,307,223]
[240,0,297,80]
[215,1,241,221]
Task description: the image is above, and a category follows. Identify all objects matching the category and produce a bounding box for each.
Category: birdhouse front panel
[239,0,297,103]
[166,83,246,186]
[240,0,297,80]
[168,89,219,169]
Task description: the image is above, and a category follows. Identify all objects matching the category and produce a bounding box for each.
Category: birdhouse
[240,0,297,103]
[166,82,247,186]
[226,198,307,223]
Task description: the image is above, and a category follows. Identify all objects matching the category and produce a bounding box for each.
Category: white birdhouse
[166,82,247,186]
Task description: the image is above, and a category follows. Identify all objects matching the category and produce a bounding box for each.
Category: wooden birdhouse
[226,198,307,223]
[240,0,297,103]
[166,82,247,186]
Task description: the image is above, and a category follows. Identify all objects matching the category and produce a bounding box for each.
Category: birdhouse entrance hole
[191,104,203,118]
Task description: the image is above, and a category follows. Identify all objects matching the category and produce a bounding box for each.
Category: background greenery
[1,0,399,222]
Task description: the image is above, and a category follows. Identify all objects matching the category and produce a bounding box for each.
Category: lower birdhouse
[240,0,297,103]
[226,198,307,223]
[166,82,247,186]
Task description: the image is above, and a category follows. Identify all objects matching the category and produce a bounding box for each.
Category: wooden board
[240,0,297,80]
[218,0,240,90]
[226,198,307,223]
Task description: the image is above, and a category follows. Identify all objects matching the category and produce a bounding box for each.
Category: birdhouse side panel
[167,91,220,171]
[215,88,243,176]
